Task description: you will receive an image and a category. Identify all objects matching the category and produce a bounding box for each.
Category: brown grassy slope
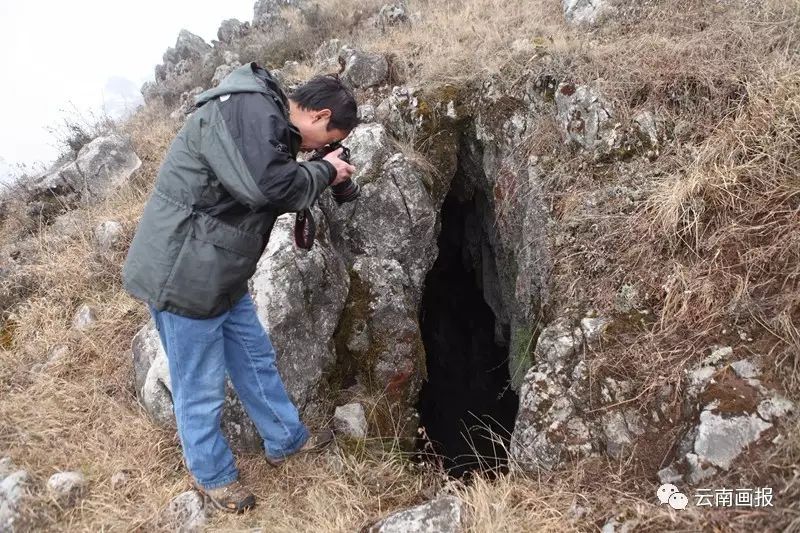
[0,0,799,531]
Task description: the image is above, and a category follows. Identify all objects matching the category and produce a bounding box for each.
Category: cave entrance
[417,189,519,477]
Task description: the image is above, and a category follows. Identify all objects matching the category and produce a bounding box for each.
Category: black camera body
[308,141,361,205]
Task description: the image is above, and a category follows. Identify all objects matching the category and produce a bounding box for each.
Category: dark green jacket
[123,62,336,318]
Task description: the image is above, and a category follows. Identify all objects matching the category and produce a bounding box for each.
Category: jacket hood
[194,62,289,110]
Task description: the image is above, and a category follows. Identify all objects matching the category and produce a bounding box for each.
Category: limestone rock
[340,47,389,89]
[369,495,464,533]
[130,320,262,451]
[158,490,206,532]
[250,212,349,413]
[94,220,123,252]
[164,30,211,65]
[333,403,368,438]
[693,410,771,469]
[28,135,141,205]
[72,303,97,331]
[377,3,410,30]
[563,0,609,25]
[511,318,594,470]
[217,18,249,43]
[47,471,86,506]
[0,461,27,532]
[555,83,614,154]
[757,396,794,421]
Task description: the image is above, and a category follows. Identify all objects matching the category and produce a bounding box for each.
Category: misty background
[0,0,256,183]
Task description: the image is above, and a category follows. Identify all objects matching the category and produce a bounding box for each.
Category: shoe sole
[193,486,256,514]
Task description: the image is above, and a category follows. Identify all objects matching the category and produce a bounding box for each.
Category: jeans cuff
[196,471,238,490]
[265,425,310,459]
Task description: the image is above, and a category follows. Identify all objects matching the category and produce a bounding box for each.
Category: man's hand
[323,148,356,186]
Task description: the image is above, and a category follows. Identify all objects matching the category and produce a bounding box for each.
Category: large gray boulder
[250,212,349,413]
[369,496,464,533]
[340,48,389,89]
[27,134,141,205]
[131,320,262,451]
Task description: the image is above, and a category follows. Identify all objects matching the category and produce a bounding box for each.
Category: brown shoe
[265,428,335,467]
[193,479,255,513]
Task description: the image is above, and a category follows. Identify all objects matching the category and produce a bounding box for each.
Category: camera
[309,141,360,205]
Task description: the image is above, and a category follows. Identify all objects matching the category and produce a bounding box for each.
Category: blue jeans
[147,292,309,489]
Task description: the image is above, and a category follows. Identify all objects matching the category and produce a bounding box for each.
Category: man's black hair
[289,74,359,132]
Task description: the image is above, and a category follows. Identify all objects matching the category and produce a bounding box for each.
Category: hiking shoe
[265,428,335,467]
[193,480,255,513]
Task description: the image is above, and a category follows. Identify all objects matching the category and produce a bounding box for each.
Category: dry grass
[2,0,800,531]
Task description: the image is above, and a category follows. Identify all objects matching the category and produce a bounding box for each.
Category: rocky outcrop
[658,352,794,484]
[26,135,141,209]
[250,212,349,413]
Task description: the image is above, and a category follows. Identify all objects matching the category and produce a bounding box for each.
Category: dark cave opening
[416,191,519,478]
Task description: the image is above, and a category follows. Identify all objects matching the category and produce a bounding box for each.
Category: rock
[358,104,376,123]
[313,39,345,73]
[534,317,584,370]
[250,213,349,413]
[511,318,594,471]
[685,452,717,484]
[1,463,28,532]
[601,516,638,533]
[377,3,410,30]
[693,410,771,469]
[50,211,82,238]
[28,134,141,205]
[731,359,759,379]
[158,490,206,532]
[47,471,86,506]
[253,0,297,27]
[369,495,464,533]
[323,125,438,294]
[130,320,262,451]
[333,403,368,438]
[164,30,211,65]
[613,283,640,313]
[110,471,130,490]
[335,256,425,434]
[757,396,794,421]
[217,18,249,43]
[339,47,389,89]
[94,220,123,252]
[657,464,682,484]
[563,0,609,25]
[72,303,97,331]
[555,83,614,154]
[601,410,644,459]
[579,316,610,343]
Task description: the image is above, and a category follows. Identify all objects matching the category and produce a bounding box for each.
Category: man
[122,62,357,513]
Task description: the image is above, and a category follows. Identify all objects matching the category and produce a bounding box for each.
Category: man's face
[289,104,349,151]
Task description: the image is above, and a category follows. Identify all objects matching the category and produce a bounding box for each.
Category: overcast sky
[0,0,255,182]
